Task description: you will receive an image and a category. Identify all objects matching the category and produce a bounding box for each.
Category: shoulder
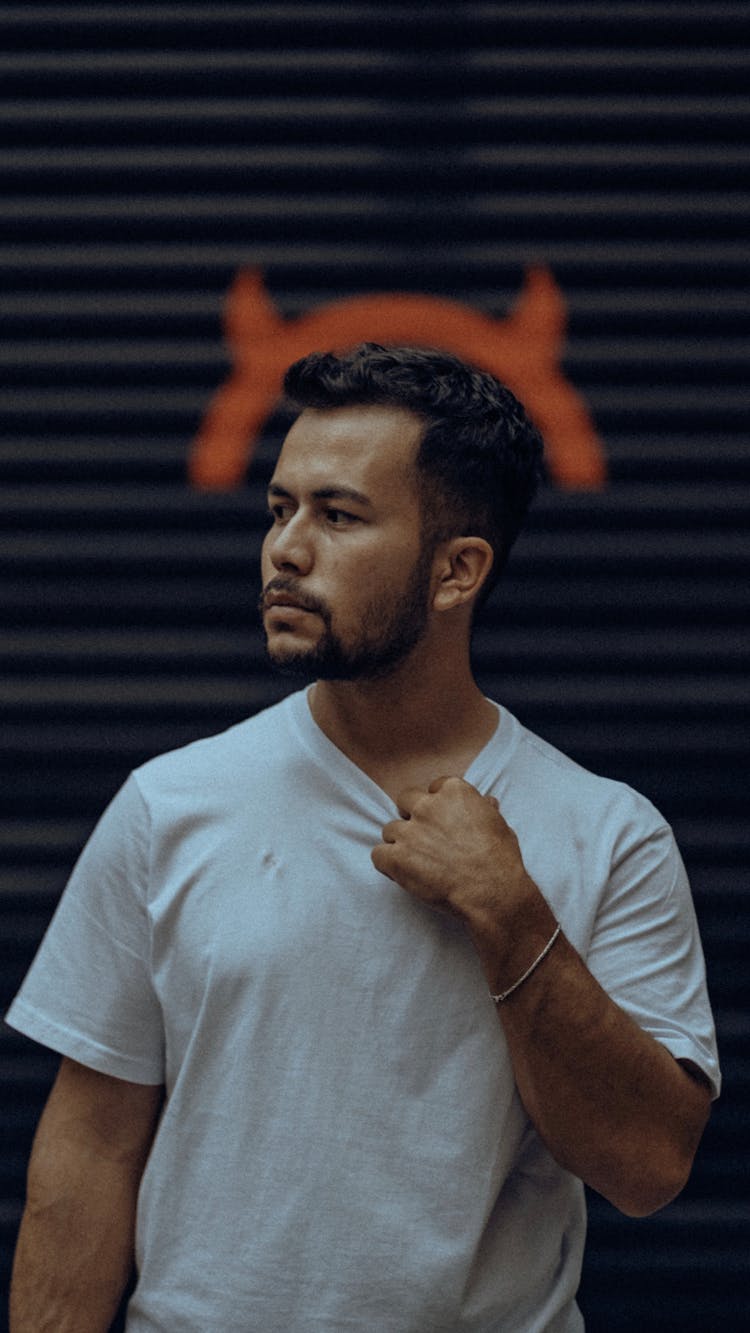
[492,711,690,956]
[501,709,669,849]
[131,690,301,807]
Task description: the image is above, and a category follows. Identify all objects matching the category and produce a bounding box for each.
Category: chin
[265,623,318,654]
[264,640,319,677]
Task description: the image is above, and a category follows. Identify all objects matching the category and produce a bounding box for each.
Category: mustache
[258,577,329,619]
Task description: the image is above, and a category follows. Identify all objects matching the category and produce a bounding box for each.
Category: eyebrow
[267,482,374,510]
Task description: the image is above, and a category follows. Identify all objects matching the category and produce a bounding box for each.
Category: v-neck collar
[286,686,518,816]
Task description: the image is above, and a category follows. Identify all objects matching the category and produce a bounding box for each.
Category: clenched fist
[371,776,536,930]
[372,775,557,994]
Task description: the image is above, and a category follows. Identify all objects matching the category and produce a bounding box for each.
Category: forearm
[372,776,711,1217]
[468,893,711,1217]
[10,1135,141,1331]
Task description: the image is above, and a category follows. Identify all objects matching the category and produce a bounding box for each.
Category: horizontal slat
[1,531,747,570]
[571,339,750,367]
[1,388,748,427]
[2,480,748,517]
[1,239,747,269]
[0,820,93,857]
[1,434,747,483]
[0,2,747,26]
[1,146,746,177]
[0,51,427,75]
[0,46,746,101]
[0,294,221,319]
[3,626,746,668]
[2,675,747,711]
[468,92,750,124]
[0,2,745,28]
[0,94,747,130]
[0,629,263,661]
[1,338,748,371]
[0,870,69,897]
[2,573,748,616]
[2,290,749,326]
[0,437,190,476]
[474,626,750,666]
[0,342,224,366]
[1,47,747,76]
[1,395,747,437]
[1,341,744,380]
[470,47,750,73]
[3,193,749,224]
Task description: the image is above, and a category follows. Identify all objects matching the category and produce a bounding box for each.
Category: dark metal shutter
[1,5,748,1329]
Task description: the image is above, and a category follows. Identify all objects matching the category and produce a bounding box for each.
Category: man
[8,344,719,1331]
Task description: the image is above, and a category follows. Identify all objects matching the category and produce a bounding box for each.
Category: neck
[308,624,495,770]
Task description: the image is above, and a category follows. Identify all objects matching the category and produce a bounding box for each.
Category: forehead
[272,404,425,499]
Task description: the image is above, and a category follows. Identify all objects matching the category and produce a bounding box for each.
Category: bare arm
[469,900,711,1216]
[10,1057,164,1333]
[372,776,712,1218]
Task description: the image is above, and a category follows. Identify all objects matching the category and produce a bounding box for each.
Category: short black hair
[283,342,545,604]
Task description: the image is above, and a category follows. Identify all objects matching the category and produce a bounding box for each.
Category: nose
[266,511,314,576]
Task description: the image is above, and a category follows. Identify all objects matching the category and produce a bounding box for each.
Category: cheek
[355,533,418,580]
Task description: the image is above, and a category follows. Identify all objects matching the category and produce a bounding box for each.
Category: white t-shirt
[7,690,720,1333]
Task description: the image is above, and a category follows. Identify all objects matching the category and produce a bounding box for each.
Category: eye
[325,508,358,526]
[268,500,293,524]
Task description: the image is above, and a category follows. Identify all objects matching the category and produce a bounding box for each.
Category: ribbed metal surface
[1,4,748,1329]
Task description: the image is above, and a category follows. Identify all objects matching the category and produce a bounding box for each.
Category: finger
[380,819,403,845]
[371,844,396,880]
[394,785,429,818]
[426,774,463,795]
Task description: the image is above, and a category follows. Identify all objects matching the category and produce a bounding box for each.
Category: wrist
[490,922,561,1003]
[464,876,558,998]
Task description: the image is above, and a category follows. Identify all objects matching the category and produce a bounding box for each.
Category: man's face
[259,404,435,680]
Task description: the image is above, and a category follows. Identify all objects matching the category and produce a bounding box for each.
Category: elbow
[606,1079,712,1218]
[611,1172,687,1219]
[604,1144,700,1219]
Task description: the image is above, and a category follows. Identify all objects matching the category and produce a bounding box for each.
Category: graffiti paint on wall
[189,266,606,491]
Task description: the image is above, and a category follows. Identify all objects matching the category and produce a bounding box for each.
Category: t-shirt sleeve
[585,815,721,1098]
[5,774,165,1084]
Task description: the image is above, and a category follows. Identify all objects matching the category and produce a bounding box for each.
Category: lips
[264,593,314,612]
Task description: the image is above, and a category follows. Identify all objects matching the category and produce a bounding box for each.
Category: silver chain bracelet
[490,923,561,1004]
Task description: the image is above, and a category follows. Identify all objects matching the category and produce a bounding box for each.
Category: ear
[431,537,494,612]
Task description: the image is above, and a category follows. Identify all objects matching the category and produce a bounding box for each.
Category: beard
[260,546,433,682]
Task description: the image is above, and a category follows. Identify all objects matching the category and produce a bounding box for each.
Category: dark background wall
[1,3,748,1329]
